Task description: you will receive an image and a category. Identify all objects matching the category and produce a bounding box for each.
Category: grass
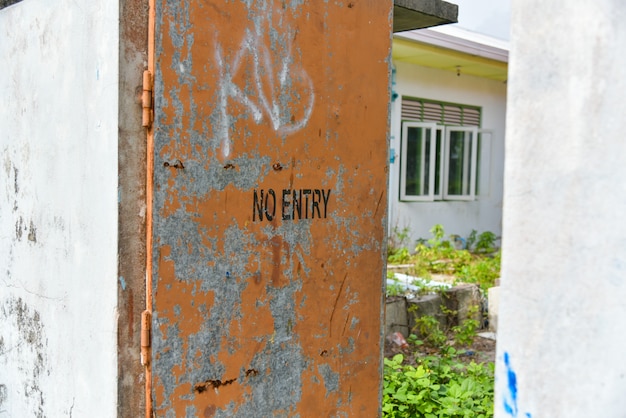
[387,225,500,292]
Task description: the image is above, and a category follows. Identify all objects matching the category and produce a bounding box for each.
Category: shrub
[388,225,411,262]
[456,252,500,291]
[386,225,501,292]
[383,310,493,417]
[383,353,494,418]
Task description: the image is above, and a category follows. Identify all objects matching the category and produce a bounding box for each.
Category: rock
[385,297,409,337]
[407,293,446,334]
[442,283,482,325]
[488,286,500,332]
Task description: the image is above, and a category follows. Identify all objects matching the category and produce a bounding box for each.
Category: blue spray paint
[119,276,127,291]
[503,352,532,418]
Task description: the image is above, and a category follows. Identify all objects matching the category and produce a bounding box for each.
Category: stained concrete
[496,1,626,416]
[385,283,482,338]
[393,0,458,32]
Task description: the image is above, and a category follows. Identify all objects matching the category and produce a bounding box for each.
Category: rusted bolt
[164,160,185,169]
[245,368,259,377]
[272,163,283,171]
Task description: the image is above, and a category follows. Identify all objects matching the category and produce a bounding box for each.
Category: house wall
[389,60,507,244]
[0,1,119,416]
[495,1,626,417]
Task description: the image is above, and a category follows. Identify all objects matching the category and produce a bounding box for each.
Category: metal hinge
[142,70,153,128]
[141,310,152,366]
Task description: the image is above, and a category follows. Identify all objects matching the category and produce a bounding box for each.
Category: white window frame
[400,121,438,201]
[477,129,493,197]
[443,126,478,201]
[434,126,445,200]
[400,124,483,202]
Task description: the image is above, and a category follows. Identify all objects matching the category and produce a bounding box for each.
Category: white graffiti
[214,22,315,159]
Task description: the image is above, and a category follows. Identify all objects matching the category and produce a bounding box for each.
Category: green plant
[383,225,497,417]
[466,230,478,252]
[412,306,480,351]
[457,251,500,291]
[388,225,412,262]
[452,306,480,347]
[413,314,448,349]
[388,247,411,264]
[411,243,473,277]
[383,353,494,418]
[387,275,406,297]
[413,225,501,289]
[474,231,497,254]
[427,224,450,249]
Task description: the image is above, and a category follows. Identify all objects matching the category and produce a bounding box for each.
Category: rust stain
[194,377,237,394]
[127,292,134,339]
[203,405,217,417]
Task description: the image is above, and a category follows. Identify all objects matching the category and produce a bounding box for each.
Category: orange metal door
[149,1,392,416]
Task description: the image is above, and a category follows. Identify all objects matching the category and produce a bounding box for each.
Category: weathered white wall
[0,0,118,416]
[389,61,507,243]
[495,2,626,417]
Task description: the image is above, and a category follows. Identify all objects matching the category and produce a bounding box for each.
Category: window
[400,98,490,202]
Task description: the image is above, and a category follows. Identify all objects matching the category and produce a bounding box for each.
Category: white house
[388,26,508,245]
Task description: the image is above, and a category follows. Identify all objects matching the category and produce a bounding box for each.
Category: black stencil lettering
[265,189,276,221]
[254,187,331,222]
[321,189,331,218]
[253,189,264,221]
[302,189,312,219]
[312,189,321,219]
[292,190,302,220]
[282,189,291,220]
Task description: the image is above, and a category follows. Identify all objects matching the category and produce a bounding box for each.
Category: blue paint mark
[503,352,518,415]
[503,352,532,418]
[119,276,127,291]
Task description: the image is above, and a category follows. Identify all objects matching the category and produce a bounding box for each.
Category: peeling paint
[2,1,120,416]
[151,0,392,415]
[119,276,127,291]
[27,220,37,243]
[0,297,48,418]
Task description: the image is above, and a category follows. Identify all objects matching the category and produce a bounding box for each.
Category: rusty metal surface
[151,1,391,416]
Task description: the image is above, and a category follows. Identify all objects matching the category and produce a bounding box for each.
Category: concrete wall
[0,1,119,416]
[117,0,149,415]
[388,61,507,243]
[495,1,626,417]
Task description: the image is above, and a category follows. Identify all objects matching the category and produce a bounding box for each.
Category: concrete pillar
[496,2,626,417]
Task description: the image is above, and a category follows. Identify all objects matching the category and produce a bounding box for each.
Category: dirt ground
[384,332,496,365]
